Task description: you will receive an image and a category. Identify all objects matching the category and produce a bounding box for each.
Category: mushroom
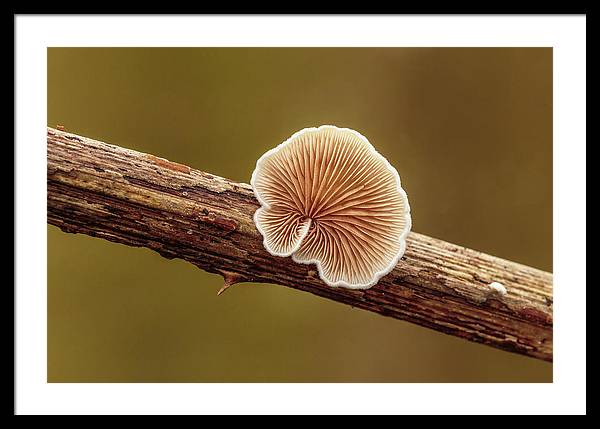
[251,125,411,289]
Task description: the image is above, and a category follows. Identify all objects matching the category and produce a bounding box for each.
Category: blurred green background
[48,48,552,382]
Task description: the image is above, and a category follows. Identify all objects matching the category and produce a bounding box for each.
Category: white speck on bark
[488,281,507,296]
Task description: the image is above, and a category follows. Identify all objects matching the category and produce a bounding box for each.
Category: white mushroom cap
[251,125,411,289]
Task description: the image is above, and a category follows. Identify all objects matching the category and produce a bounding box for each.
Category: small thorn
[217,282,231,296]
[216,271,245,296]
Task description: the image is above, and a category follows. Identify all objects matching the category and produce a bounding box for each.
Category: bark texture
[47,128,553,361]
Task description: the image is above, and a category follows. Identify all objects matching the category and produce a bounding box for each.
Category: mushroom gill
[251,125,411,289]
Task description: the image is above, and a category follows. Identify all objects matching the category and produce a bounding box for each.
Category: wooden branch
[47,127,553,361]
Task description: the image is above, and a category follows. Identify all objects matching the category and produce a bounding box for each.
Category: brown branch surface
[47,128,553,361]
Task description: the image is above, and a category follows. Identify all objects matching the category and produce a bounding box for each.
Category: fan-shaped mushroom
[251,125,411,289]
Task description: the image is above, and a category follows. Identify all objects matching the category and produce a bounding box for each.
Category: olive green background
[48,48,552,382]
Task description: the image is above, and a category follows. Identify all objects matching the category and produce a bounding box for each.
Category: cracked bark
[47,127,553,361]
